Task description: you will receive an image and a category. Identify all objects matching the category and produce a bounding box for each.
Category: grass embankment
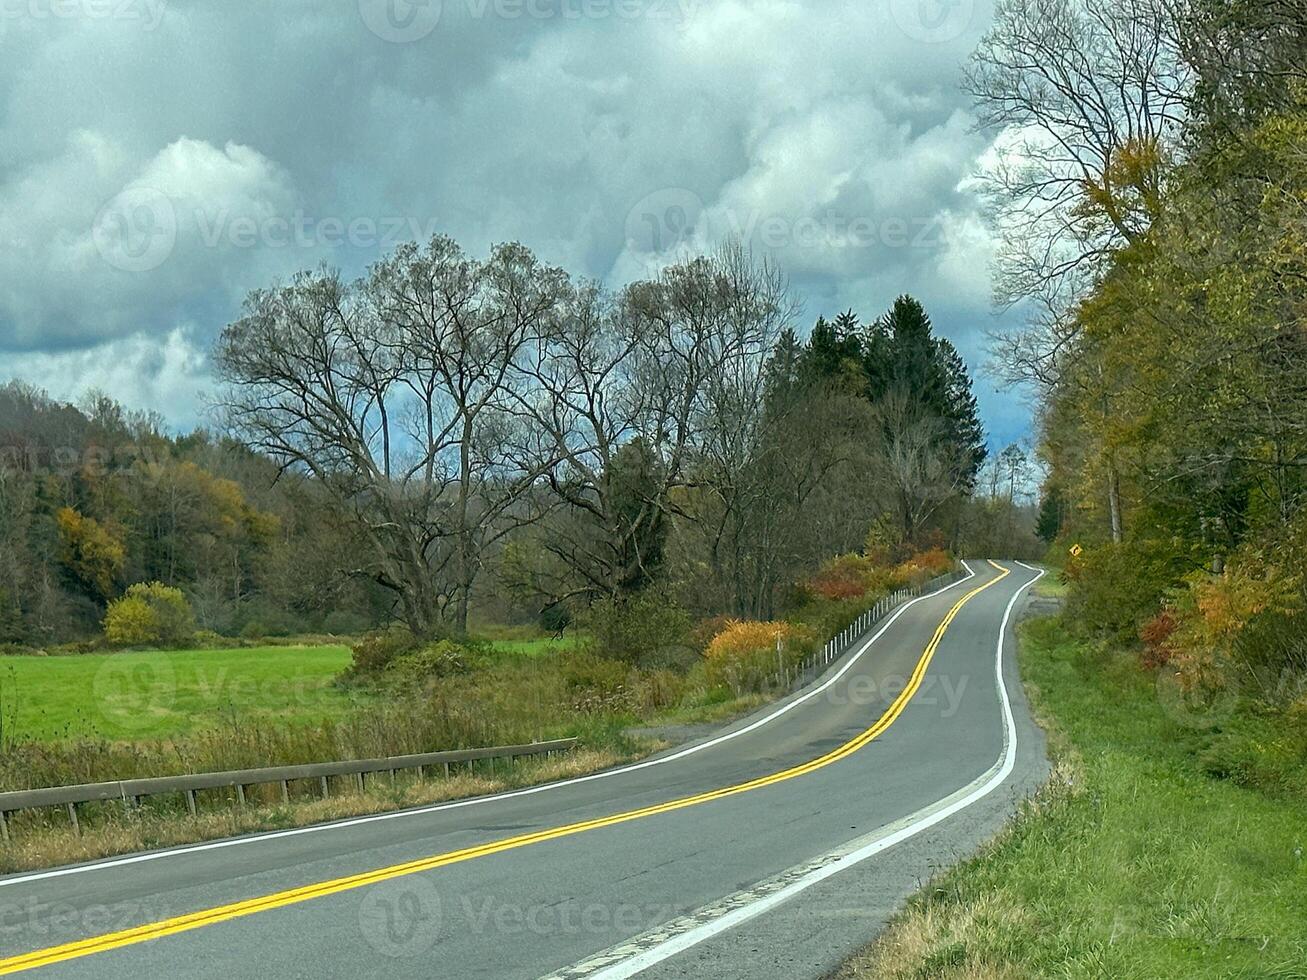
[837,615,1307,979]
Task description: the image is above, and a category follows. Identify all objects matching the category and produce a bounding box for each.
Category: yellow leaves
[1077,136,1167,235]
[705,620,804,662]
[55,507,126,600]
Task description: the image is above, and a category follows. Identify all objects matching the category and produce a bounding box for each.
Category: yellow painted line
[1,562,1011,976]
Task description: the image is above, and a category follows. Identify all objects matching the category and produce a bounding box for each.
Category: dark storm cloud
[0,0,1026,444]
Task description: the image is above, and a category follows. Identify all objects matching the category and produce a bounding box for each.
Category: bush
[696,618,817,695]
[103,582,195,648]
[385,639,471,684]
[539,604,572,637]
[583,590,693,668]
[1064,539,1188,643]
[808,554,878,601]
[346,625,421,676]
[705,619,807,661]
[896,547,952,582]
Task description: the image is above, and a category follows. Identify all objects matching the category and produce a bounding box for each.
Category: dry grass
[835,892,1031,980]
[0,747,640,874]
[833,760,1083,980]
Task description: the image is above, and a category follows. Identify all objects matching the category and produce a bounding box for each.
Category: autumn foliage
[705,620,806,661]
[806,548,955,602]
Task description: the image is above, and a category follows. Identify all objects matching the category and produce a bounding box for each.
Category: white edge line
[580,560,1045,980]
[0,563,981,888]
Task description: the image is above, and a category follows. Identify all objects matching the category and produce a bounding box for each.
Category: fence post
[320,776,329,798]
[66,802,80,836]
[236,784,247,807]
[185,789,197,817]
[280,780,290,804]
[0,810,8,842]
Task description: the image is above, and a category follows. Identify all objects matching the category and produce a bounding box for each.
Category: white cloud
[1,327,210,427]
[0,0,1024,439]
[0,134,297,349]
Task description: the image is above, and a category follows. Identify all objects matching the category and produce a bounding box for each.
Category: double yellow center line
[0,562,1010,976]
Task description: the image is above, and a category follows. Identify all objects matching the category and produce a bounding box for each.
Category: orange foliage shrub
[806,547,954,601]
[808,554,876,600]
[896,547,952,581]
[1139,609,1178,670]
[706,619,804,661]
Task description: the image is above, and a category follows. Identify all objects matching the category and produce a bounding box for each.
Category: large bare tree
[214,237,568,636]
[970,0,1189,385]
[507,244,791,609]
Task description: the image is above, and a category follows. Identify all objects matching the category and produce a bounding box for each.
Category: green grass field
[840,616,1307,979]
[483,636,582,658]
[0,634,584,743]
[0,645,356,741]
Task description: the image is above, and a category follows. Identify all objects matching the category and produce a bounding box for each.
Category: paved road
[0,560,1048,979]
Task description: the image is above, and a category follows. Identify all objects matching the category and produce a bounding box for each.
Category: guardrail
[0,737,577,842]
[769,566,968,694]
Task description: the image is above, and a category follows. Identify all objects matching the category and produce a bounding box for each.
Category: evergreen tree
[1035,486,1065,543]
[867,295,987,491]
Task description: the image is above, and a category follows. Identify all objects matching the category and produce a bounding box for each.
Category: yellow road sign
[1069,543,1083,557]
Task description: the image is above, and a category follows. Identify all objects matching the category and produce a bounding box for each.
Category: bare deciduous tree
[215,238,568,636]
[970,0,1189,384]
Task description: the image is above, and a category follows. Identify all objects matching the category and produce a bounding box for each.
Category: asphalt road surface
[0,559,1049,979]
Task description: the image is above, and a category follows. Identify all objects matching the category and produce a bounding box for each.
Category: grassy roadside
[835,615,1307,979]
[0,747,639,874]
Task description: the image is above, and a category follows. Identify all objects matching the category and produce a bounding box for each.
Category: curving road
[0,560,1048,979]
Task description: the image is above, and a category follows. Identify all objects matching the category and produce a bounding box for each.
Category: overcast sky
[0,0,1032,447]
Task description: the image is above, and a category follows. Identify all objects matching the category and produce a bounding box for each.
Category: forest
[0,251,1037,652]
[981,0,1307,782]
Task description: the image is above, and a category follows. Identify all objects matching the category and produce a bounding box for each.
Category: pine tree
[867,295,987,490]
[1036,486,1066,543]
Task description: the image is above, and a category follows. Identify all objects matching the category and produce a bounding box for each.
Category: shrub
[1064,539,1188,642]
[1163,559,1301,693]
[385,639,471,684]
[705,619,805,661]
[698,619,817,695]
[808,554,877,601]
[895,547,952,582]
[346,625,421,676]
[1139,610,1179,670]
[103,582,194,648]
[584,590,693,668]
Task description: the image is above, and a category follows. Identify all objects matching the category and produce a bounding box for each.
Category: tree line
[981,0,1307,698]
[214,241,990,637]
[0,243,1000,645]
